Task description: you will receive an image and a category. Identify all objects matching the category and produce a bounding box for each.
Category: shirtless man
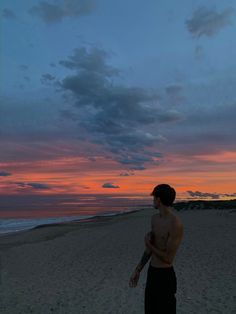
[129,184,184,314]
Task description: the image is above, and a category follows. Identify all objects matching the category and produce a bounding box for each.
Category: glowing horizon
[1,149,235,200]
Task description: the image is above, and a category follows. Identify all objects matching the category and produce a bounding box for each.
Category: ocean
[0,194,151,235]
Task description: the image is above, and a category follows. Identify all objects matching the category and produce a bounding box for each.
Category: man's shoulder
[151,211,183,227]
[171,213,184,231]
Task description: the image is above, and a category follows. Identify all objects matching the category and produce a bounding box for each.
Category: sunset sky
[1,0,236,205]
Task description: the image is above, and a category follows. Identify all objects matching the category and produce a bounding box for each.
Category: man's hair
[150,184,176,206]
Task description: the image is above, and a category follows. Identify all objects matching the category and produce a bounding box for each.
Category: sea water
[0,194,152,235]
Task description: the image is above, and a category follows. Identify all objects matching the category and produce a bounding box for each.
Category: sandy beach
[0,208,235,314]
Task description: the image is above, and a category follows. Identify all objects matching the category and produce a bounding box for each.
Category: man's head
[151,184,176,207]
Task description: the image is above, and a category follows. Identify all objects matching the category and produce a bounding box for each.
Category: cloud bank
[187,191,236,199]
[187,190,220,199]
[58,46,181,170]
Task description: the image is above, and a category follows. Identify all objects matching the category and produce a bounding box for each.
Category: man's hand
[129,269,140,288]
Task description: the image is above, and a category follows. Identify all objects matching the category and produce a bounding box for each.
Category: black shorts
[145,264,177,314]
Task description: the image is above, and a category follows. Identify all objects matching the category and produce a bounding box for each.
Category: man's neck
[159,206,172,218]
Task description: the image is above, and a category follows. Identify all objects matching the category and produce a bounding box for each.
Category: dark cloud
[186,6,234,38]
[0,171,12,177]
[29,0,95,24]
[19,65,29,71]
[58,46,172,169]
[29,183,51,189]
[187,191,236,199]
[157,110,184,123]
[41,73,56,84]
[29,2,64,23]
[102,183,120,189]
[59,47,120,77]
[117,154,153,168]
[224,193,236,197]
[24,76,31,82]
[187,190,220,199]
[129,165,146,171]
[50,63,56,67]
[15,182,51,190]
[119,172,134,176]
[2,8,16,19]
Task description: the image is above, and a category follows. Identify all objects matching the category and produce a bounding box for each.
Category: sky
[1,0,236,205]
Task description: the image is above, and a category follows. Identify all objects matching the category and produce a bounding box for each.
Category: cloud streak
[14,182,51,190]
[0,171,12,177]
[41,73,56,84]
[102,183,120,189]
[119,172,134,177]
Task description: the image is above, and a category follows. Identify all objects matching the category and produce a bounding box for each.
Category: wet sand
[0,208,235,313]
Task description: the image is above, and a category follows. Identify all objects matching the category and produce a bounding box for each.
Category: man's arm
[135,248,152,273]
[129,247,152,288]
[146,243,168,263]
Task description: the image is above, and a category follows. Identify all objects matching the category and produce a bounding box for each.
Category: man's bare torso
[150,211,181,268]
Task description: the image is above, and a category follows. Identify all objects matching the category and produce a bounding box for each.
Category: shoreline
[0,206,151,237]
[0,207,155,252]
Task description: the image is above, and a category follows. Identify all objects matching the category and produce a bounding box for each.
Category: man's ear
[156,197,162,206]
